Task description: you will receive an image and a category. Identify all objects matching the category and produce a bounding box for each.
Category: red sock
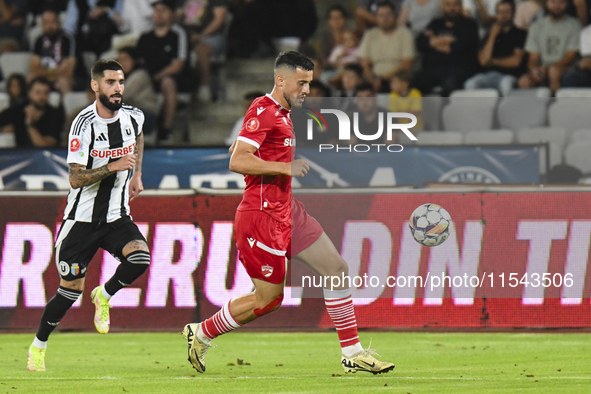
[324,293,360,348]
[201,301,242,340]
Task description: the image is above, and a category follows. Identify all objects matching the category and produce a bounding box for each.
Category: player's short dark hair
[376,0,396,13]
[28,77,51,92]
[326,4,348,19]
[343,63,363,78]
[275,51,315,73]
[393,69,412,83]
[496,0,515,13]
[91,59,123,81]
[355,82,375,95]
[310,80,331,97]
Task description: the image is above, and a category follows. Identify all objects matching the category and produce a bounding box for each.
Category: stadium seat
[49,92,61,108]
[422,95,444,130]
[380,94,444,131]
[517,127,567,173]
[506,87,552,98]
[464,129,514,144]
[63,92,89,117]
[0,92,9,112]
[442,101,496,133]
[497,96,548,132]
[398,131,418,145]
[0,131,16,148]
[449,88,499,100]
[549,100,591,136]
[416,131,463,145]
[569,129,591,144]
[555,88,591,98]
[564,141,591,173]
[0,52,32,79]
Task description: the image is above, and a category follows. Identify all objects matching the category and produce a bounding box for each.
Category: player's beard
[99,92,123,112]
[286,93,304,109]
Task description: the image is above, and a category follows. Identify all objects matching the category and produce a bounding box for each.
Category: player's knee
[122,240,149,256]
[60,278,85,292]
[326,257,348,277]
[117,250,151,286]
[253,293,284,317]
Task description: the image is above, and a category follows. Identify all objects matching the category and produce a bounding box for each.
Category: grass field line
[4,375,591,381]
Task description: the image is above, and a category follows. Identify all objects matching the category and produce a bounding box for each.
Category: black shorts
[55,217,146,281]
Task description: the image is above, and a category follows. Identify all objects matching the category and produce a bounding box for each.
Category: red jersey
[236,94,293,222]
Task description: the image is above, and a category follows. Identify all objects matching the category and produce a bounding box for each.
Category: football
[409,203,452,247]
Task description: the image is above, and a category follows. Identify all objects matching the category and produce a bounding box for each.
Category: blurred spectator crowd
[0,0,590,152]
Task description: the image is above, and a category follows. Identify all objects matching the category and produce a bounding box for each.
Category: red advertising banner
[0,192,590,331]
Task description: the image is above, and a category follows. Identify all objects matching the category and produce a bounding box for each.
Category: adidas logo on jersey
[91,143,135,159]
[95,133,107,141]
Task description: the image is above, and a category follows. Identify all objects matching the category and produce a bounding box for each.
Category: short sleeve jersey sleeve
[237,100,276,150]
[67,111,93,165]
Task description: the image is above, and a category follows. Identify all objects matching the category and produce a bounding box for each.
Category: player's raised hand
[110,154,137,172]
[290,159,310,177]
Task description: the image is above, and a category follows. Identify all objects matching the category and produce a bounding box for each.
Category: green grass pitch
[1,332,590,393]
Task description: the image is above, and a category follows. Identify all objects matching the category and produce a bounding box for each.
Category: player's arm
[129,132,144,201]
[134,132,144,174]
[68,156,136,189]
[229,140,309,177]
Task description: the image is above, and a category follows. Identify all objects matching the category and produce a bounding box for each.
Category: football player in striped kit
[27,60,150,371]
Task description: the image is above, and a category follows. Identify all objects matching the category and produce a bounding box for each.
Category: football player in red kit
[182,51,395,375]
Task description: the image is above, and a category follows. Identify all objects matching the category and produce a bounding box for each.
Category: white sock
[101,286,112,300]
[197,324,211,344]
[342,343,363,357]
[33,337,47,349]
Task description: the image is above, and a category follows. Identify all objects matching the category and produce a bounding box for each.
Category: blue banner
[294,146,541,187]
[0,146,540,190]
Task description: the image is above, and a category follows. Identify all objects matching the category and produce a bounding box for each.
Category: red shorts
[288,197,324,258]
[234,198,323,284]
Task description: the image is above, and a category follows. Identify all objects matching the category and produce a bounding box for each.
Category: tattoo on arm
[69,163,113,189]
[135,132,144,174]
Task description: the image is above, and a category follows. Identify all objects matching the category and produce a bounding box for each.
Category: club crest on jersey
[245,118,260,132]
[70,138,81,152]
[58,261,69,276]
[91,143,135,159]
[261,265,274,278]
[125,126,133,136]
[70,263,80,276]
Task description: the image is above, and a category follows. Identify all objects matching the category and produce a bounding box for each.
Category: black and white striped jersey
[64,102,144,223]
